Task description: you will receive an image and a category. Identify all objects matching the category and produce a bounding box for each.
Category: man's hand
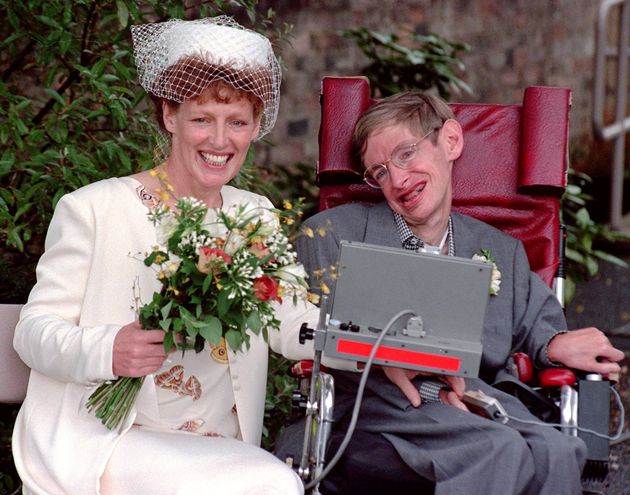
[112,321,168,377]
[547,327,625,377]
[381,366,468,410]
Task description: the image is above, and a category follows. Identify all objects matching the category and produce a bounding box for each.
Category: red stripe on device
[336,339,461,372]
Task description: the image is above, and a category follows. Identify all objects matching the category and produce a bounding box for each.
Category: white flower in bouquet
[277,263,307,284]
[203,208,229,238]
[224,231,247,255]
[155,207,178,245]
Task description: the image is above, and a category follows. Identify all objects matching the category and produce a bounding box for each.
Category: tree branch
[2,39,36,82]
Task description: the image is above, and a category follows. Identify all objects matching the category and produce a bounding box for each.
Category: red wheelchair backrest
[317,77,571,287]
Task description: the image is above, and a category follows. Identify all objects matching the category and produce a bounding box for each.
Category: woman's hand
[382,366,468,411]
[112,321,168,377]
[547,327,625,377]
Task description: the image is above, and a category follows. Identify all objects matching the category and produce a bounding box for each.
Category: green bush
[563,169,629,302]
[343,26,472,99]
[0,1,287,293]
[0,1,298,486]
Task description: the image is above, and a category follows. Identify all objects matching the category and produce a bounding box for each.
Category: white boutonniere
[472,248,501,296]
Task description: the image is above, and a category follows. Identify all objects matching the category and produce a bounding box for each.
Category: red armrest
[290,360,329,379]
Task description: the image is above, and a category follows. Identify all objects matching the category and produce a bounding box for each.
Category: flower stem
[86,376,144,430]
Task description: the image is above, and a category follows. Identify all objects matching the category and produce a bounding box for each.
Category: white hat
[131,16,281,139]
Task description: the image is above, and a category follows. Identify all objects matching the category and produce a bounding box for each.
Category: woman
[13,16,318,495]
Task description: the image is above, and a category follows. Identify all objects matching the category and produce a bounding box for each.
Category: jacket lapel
[451,212,483,258]
[364,202,401,248]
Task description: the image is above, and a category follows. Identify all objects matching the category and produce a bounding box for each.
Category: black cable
[497,386,625,441]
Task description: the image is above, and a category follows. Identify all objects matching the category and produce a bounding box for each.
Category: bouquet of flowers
[86,197,309,430]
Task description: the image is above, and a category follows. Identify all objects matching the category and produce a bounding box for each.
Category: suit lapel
[364,202,401,248]
[451,213,483,258]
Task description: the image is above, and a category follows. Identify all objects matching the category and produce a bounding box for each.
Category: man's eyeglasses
[363,128,439,189]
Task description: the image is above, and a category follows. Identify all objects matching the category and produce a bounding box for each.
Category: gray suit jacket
[297,201,566,383]
[290,202,585,494]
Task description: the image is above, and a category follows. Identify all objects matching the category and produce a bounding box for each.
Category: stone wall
[259,0,611,176]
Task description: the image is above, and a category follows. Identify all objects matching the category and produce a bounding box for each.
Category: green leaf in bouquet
[220,308,241,329]
[225,328,244,352]
[179,305,194,319]
[159,318,171,332]
[202,272,213,294]
[189,294,202,310]
[246,311,263,335]
[144,249,167,267]
[217,288,233,317]
[163,331,174,353]
[173,317,184,333]
[186,322,201,337]
[180,258,196,275]
[198,315,222,345]
[180,309,200,338]
[160,300,173,320]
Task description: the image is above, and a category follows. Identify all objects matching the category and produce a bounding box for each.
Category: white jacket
[13,177,324,495]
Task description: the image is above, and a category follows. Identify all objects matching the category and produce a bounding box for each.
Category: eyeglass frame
[362,126,443,189]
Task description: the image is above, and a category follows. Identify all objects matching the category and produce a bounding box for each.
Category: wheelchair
[282,77,618,494]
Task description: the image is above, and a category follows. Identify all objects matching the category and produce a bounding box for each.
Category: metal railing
[593,0,630,229]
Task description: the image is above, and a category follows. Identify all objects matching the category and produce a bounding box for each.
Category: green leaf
[144,250,166,266]
[224,329,243,352]
[160,300,173,320]
[7,228,24,252]
[246,311,263,334]
[198,315,222,345]
[159,318,171,332]
[202,273,213,294]
[116,0,130,28]
[574,207,591,228]
[36,15,63,30]
[13,202,33,221]
[0,127,9,145]
[163,331,174,353]
[101,74,120,83]
[44,88,66,107]
[585,256,599,276]
[217,289,233,317]
[14,118,28,135]
[592,250,628,267]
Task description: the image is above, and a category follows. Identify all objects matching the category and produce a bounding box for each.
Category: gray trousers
[275,371,587,495]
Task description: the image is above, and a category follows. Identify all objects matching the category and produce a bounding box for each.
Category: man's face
[363,122,459,232]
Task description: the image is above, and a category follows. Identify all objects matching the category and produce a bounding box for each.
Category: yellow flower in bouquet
[86,197,309,430]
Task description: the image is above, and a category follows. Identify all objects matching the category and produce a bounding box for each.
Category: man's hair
[353,92,456,161]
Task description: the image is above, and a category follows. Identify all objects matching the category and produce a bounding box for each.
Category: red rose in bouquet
[253,275,282,303]
[197,246,231,274]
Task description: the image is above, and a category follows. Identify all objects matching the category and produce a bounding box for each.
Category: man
[287,92,624,494]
